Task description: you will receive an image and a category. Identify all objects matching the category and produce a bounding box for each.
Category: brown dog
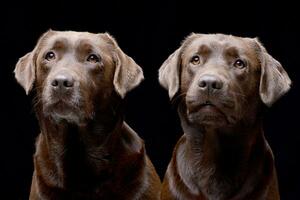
[159,33,291,200]
[14,30,161,199]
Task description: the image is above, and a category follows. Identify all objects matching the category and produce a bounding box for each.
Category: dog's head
[14,30,144,124]
[159,33,291,127]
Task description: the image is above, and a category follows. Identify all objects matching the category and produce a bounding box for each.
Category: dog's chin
[187,105,229,127]
[43,101,87,125]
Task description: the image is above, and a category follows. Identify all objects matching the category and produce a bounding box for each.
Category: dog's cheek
[35,63,49,89]
[183,71,199,102]
[37,79,49,106]
[242,72,260,103]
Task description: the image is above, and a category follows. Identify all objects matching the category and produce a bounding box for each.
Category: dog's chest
[176,142,240,200]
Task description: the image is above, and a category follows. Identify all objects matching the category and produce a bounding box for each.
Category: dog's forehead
[186,34,253,55]
[43,31,108,49]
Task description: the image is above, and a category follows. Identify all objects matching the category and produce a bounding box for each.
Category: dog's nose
[198,75,223,91]
[51,74,74,89]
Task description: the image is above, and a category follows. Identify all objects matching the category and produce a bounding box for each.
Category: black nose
[51,74,74,89]
[198,75,223,91]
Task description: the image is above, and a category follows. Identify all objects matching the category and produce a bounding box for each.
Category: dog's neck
[177,104,273,199]
[34,97,125,189]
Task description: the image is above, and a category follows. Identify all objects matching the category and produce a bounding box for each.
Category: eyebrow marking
[52,38,68,50]
[77,39,95,54]
[224,46,239,58]
[198,44,211,55]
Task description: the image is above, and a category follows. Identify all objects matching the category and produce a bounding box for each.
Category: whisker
[229,91,246,98]
[171,92,186,104]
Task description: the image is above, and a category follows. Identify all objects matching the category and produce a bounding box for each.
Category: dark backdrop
[0,0,299,199]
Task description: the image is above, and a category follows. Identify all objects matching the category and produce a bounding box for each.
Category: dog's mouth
[186,100,229,125]
[52,100,75,110]
[44,99,77,115]
[43,97,84,123]
[188,100,222,113]
[200,101,216,108]
[42,86,95,124]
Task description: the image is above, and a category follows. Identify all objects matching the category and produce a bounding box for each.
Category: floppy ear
[14,29,55,95]
[101,33,144,98]
[14,52,35,95]
[158,48,182,99]
[158,33,200,100]
[255,39,291,107]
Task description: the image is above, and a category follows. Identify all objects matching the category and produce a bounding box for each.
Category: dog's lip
[188,100,224,115]
[198,101,220,110]
[51,99,70,106]
[199,103,221,113]
[188,101,230,124]
[45,99,76,112]
[52,101,72,110]
[200,101,215,107]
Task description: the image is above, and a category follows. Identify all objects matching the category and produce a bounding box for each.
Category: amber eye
[191,55,201,65]
[45,51,56,61]
[87,54,100,63]
[234,59,246,69]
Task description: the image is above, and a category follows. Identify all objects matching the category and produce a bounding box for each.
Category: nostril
[212,82,217,89]
[51,75,74,89]
[199,75,223,90]
[212,81,223,89]
[51,80,59,87]
[199,81,207,88]
[63,80,73,87]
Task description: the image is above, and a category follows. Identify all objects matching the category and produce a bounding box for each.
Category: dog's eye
[45,51,56,61]
[87,54,100,63]
[191,55,201,65]
[234,59,246,69]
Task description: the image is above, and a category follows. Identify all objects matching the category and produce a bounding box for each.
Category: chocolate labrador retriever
[14,30,161,199]
[159,33,291,200]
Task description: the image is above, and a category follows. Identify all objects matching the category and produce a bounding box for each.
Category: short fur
[14,30,161,200]
[159,33,291,200]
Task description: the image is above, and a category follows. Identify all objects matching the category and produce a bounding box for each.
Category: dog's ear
[158,48,182,99]
[14,52,35,95]
[159,33,199,100]
[14,29,54,95]
[100,33,144,98]
[254,38,291,107]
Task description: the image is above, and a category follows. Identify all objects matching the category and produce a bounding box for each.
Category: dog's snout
[198,75,223,91]
[51,74,74,89]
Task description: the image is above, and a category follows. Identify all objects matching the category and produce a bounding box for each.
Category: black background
[0,0,299,199]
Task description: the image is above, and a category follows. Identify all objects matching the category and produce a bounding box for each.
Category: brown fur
[159,33,291,200]
[14,30,161,200]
